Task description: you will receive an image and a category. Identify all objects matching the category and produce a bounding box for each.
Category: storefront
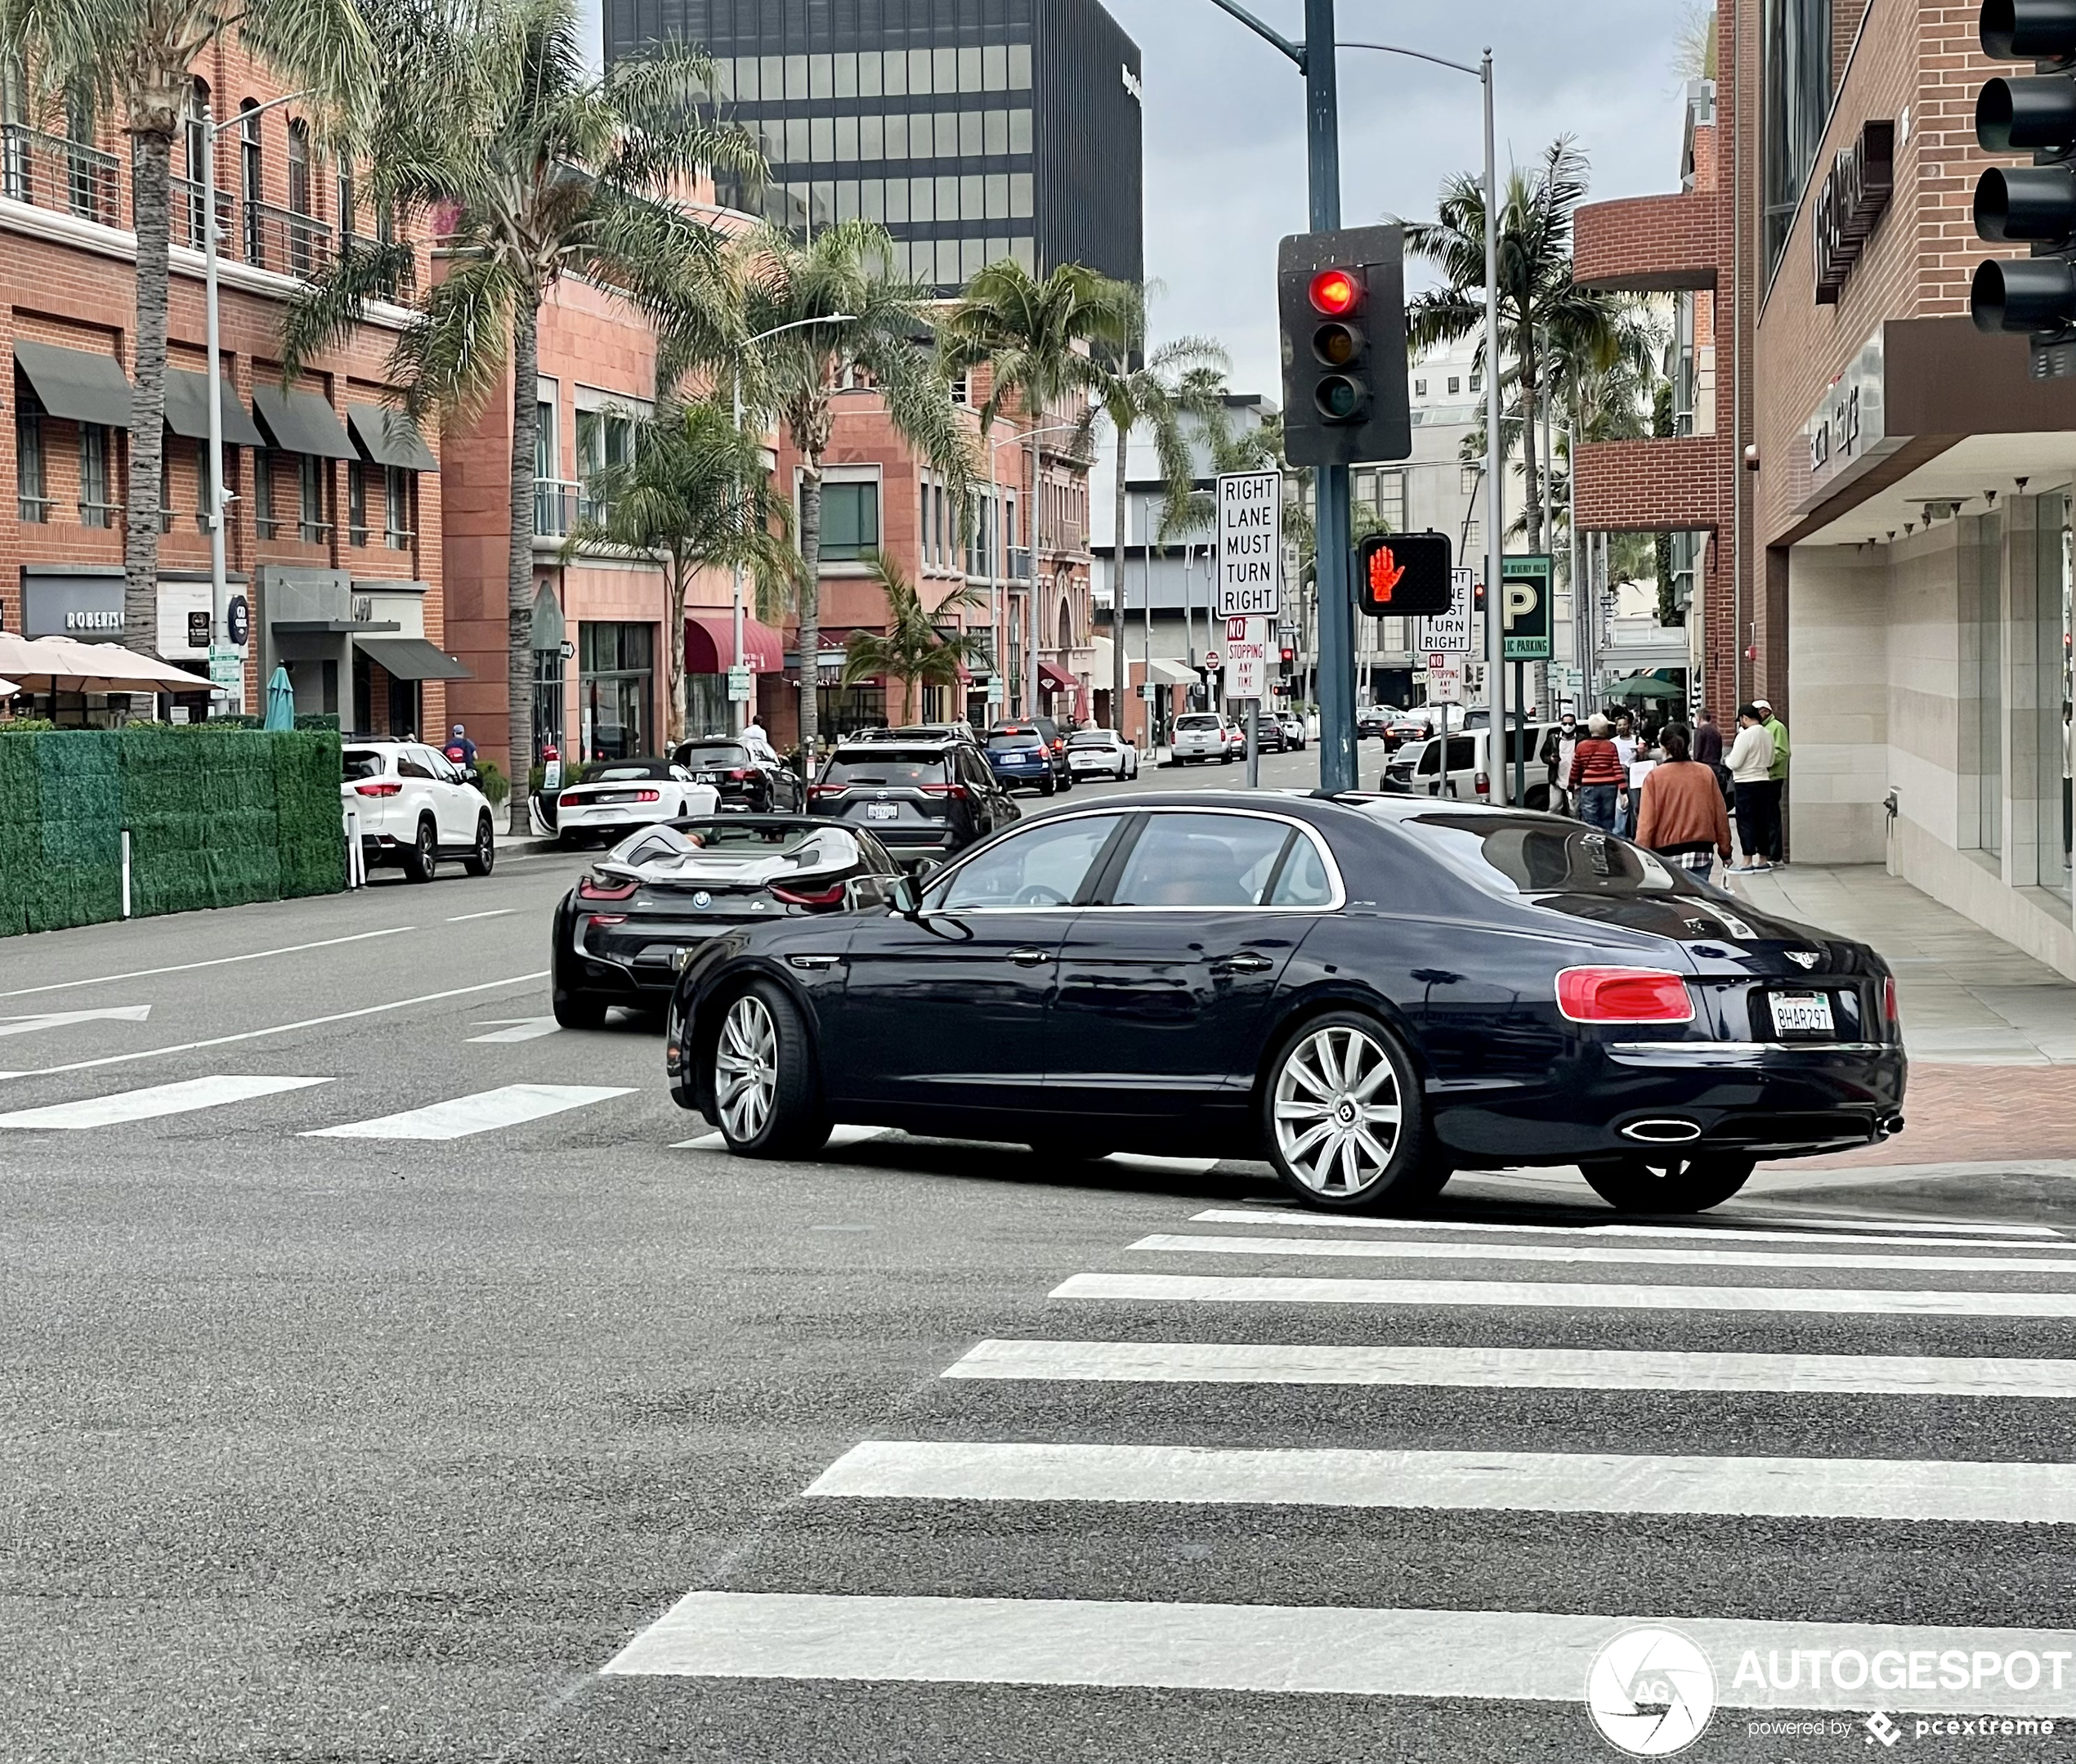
[685,611,785,738]
[578,620,655,760]
[259,566,464,733]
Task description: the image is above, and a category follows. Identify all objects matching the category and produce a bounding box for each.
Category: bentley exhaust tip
[1621,1117,1704,1144]
[1881,1114,1906,1137]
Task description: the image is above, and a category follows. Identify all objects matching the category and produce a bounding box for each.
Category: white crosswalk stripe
[0,1074,330,1129]
[304,1083,634,1140]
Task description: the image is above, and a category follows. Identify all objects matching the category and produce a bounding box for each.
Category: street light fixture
[729,313,854,732]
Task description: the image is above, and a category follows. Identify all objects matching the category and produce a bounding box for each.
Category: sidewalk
[1724,862,2076,1180]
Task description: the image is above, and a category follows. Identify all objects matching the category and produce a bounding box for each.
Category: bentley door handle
[787,954,843,970]
[1006,948,1054,966]
[1214,952,1275,974]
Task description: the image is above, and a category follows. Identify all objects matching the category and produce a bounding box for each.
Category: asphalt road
[4,751,2074,1764]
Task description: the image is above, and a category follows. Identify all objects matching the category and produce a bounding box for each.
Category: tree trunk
[797,459,822,754]
[666,550,689,748]
[505,297,540,836]
[1519,349,1544,553]
[125,128,174,655]
[1111,424,1129,733]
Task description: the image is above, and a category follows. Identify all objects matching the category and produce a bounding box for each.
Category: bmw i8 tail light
[1556,966,1695,1024]
[772,881,846,908]
[354,781,401,797]
[577,874,639,902]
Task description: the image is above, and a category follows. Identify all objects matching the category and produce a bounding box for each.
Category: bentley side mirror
[888,872,922,916]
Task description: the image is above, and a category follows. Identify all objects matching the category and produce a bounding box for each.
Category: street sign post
[726,664,753,702]
[1226,616,1269,701]
[1501,554,1553,660]
[986,677,1005,705]
[1422,568,1474,655]
[1215,471,1282,618]
[1425,653,1465,704]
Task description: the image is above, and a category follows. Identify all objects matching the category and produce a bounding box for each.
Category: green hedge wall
[0,726,344,938]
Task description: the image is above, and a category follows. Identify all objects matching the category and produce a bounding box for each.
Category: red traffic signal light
[1279,647,1295,662]
[1309,267,1359,316]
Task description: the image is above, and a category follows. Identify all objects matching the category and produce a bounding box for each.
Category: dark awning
[355,635,471,680]
[163,368,265,447]
[13,340,132,428]
[347,405,438,472]
[252,383,356,459]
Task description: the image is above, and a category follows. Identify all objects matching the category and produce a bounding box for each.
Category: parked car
[342,740,496,881]
[1252,715,1288,754]
[987,718,1072,790]
[849,721,978,746]
[553,817,901,1027]
[669,735,803,814]
[556,759,720,847]
[1383,723,1562,809]
[665,795,1905,1214]
[1278,713,1309,751]
[984,726,1070,795]
[1169,711,1237,765]
[811,734,1020,860]
[1067,728,1139,781]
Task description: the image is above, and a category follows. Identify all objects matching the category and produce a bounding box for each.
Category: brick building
[2,46,453,732]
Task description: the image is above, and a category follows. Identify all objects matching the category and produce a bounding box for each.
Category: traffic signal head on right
[1278,226,1411,468]
[1971,0,2076,365]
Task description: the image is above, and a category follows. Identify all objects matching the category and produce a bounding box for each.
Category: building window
[1461,464,1482,495]
[1469,372,1483,393]
[298,454,328,544]
[347,460,368,545]
[253,447,275,537]
[78,423,113,526]
[1447,376,1461,396]
[817,479,880,563]
[1978,513,2005,857]
[159,451,173,533]
[16,398,46,522]
[1413,378,1427,397]
[1353,468,1405,531]
[239,99,262,262]
[2041,494,2074,898]
[1762,0,1833,272]
[578,620,653,761]
[385,465,414,548]
[336,153,356,240]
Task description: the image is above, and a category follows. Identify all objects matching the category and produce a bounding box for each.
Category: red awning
[686,611,785,674]
[1038,660,1079,693]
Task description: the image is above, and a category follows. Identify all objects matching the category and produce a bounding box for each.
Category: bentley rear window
[1403,814,1681,895]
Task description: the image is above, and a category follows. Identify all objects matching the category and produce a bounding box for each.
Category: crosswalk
[601,1190,2076,1744]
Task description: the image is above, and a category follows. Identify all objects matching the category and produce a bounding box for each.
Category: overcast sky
[1103,0,1697,398]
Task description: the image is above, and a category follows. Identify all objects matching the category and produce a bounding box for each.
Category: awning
[13,340,132,428]
[355,636,472,680]
[347,404,439,472]
[1145,658,1198,688]
[1038,660,1079,693]
[687,611,785,674]
[163,369,264,446]
[252,383,356,459]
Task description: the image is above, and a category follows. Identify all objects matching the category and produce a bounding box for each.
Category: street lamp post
[728,313,853,732]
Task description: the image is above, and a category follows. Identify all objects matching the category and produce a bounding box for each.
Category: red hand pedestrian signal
[1366,542,1407,604]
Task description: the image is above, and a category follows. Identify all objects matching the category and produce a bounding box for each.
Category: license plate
[865,803,899,821]
[1770,992,1835,1037]
[696,771,718,784]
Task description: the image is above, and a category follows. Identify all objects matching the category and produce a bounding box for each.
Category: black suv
[669,735,803,813]
[808,735,1018,864]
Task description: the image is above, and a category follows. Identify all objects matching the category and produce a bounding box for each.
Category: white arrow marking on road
[0,1005,152,1039]
[467,1017,562,1043]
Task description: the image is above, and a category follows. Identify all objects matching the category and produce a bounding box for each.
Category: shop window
[16,397,46,522]
[818,478,879,562]
[579,621,654,760]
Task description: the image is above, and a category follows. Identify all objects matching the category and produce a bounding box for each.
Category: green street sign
[1501,553,1552,661]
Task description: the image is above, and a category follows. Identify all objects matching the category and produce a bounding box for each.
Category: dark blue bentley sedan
[663,793,1906,1214]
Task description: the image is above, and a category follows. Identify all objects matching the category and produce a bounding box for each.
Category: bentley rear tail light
[1884,974,1902,1027]
[1556,966,1696,1024]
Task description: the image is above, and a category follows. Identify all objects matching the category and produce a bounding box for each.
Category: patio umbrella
[262,665,296,731]
[0,678,16,698]
[0,635,213,694]
[1601,673,1683,703]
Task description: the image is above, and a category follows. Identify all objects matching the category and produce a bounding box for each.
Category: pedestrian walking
[1635,723,1732,879]
[1756,697,1791,864]
[1555,714,1580,815]
[1693,708,1729,799]
[1727,704,1776,872]
[1568,714,1626,834]
[442,723,476,768]
[1621,734,1659,839]
[1540,714,1575,814]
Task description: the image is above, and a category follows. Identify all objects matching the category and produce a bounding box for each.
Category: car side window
[425,749,464,783]
[396,751,433,781]
[932,813,1123,910]
[1107,813,1293,908]
[1266,832,1335,907]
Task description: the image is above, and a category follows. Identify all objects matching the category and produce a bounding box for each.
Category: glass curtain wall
[1762,0,1832,274]
[1980,513,2005,858]
[2042,495,2074,900]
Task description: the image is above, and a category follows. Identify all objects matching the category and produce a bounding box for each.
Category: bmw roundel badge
[692,890,712,909]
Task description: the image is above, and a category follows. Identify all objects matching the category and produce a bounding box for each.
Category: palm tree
[1406,137,1627,553]
[1089,325,1227,729]
[0,0,375,651]
[938,259,1134,720]
[283,0,760,831]
[839,550,991,726]
[728,217,976,755]
[566,397,793,748]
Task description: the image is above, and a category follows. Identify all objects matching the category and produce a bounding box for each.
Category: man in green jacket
[1756,697,1791,864]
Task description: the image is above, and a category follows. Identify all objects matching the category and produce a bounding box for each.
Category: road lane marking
[0,973,551,1080]
[0,1075,331,1130]
[942,1338,2076,1398]
[673,1124,893,1153]
[1107,1153,1222,1175]
[0,1005,152,1038]
[1131,1233,2076,1277]
[305,1083,634,1141]
[448,909,517,922]
[805,1439,2076,1524]
[1726,1211,2064,1239]
[467,1017,562,1043]
[1049,1272,2076,1318]
[602,1591,2076,1714]
[1188,1209,2067,1254]
[0,927,414,1000]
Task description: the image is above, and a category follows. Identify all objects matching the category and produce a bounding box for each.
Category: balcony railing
[243,199,332,279]
[338,230,414,301]
[535,478,580,539]
[1,123,120,226]
[166,174,233,253]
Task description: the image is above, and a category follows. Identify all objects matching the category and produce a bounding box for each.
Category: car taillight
[559,791,580,807]
[1052,739,1065,753]
[587,913,628,926]
[354,781,401,797]
[1556,967,1695,1024]
[727,768,753,781]
[1474,772,1490,796]
[772,882,846,907]
[578,875,639,902]
[809,783,843,799]
[920,783,969,799]
[634,789,660,803]
[1883,974,1901,1026]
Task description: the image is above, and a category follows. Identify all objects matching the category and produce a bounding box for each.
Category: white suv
[342,741,496,881]
[1170,712,1237,765]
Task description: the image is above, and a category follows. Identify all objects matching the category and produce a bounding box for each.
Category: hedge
[0,725,345,937]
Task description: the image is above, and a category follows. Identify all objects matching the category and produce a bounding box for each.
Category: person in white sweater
[1725,704,1777,872]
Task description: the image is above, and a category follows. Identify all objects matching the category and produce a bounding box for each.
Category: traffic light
[1277,225,1412,468]
[1355,531,1452,616]
[1971,0,2076,374]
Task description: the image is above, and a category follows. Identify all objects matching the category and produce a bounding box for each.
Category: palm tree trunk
[666,550,689,748]
[125,128,174,655]
[797,459,822,754]
[1520,351,1544,553]
[505,297,540,836]
[1111,424,1129,734]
